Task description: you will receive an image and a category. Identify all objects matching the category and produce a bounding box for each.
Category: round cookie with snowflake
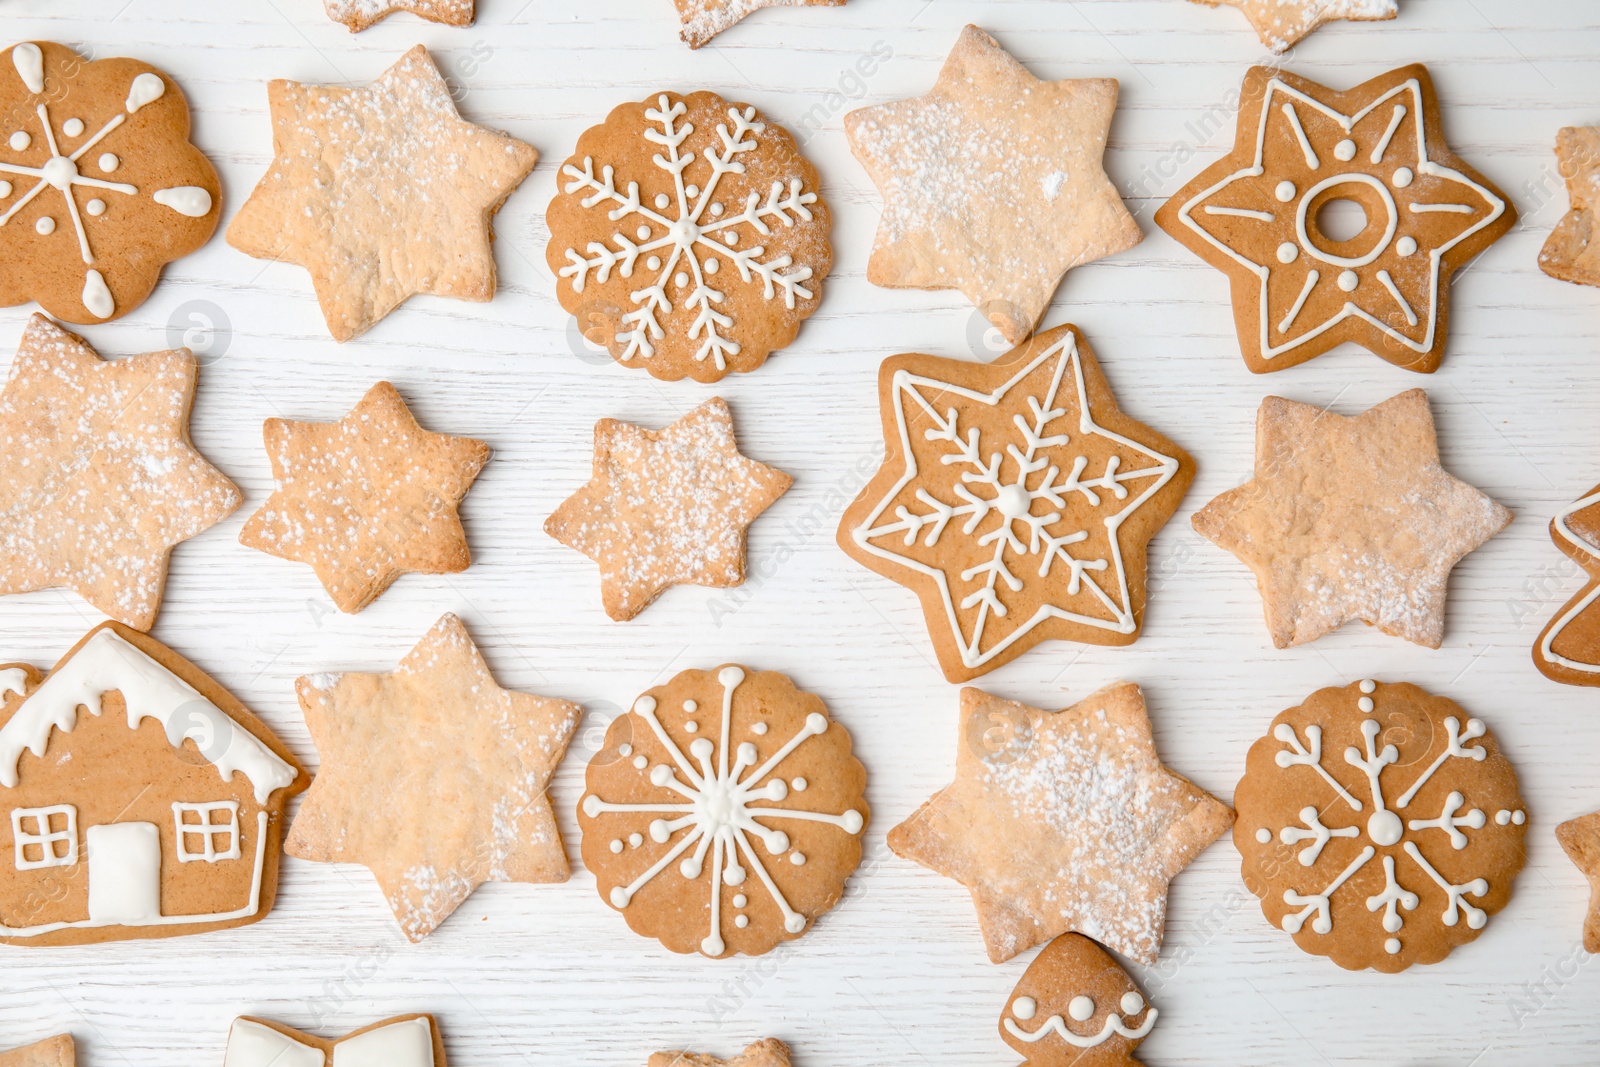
[1235,680,1526,972]
[579,665,866,958]
[547,91,832,383]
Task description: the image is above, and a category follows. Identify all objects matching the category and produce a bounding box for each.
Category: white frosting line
[1540,489,1600,672]
[11,43,44,95]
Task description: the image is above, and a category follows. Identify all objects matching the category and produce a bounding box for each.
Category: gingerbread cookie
[1189,0,1398,53]
[1155,64,1514,374]
[239,381,489,614]
[0,622,306,946]
[285,614,580,943]
[1193,389,1510,649]
[579,666,867,958]
[674,0,842,48]
[651,1040,790,1067]
[1000,934,1155,1067]
[1235,680,1526,972]
[1556,811,1600,953]
[324,0,473,31]
[1539,126,1600,289]
[0,42,220,324]
[0,1035,72,1067]
[545,398,792,621]
[548,91,830,382]
[225,1015,445,1067]
[228,46,537,342]
[838,324,1192,682]
[889,684,1232,965]
[1533,480,1600,684]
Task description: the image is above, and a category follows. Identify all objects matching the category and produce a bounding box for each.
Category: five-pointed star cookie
[1189,0,1397,53]
[1556,811,1600,954]
[845,25,1141,346]
[324,0,474,31]
[1155,65,1515,374]
[545,397,792,621]
[227,46,538,342]
[1193,389,1511,649]
[0,314,239,629]
[838,324,1192,683]
[1539,126,1600,289]
[239,381,489,614]
[889,684,1233,965]
[285,614,581,942]
[674,0,843,48]
[650,1039,791,1067]
[0,1035,73,1067]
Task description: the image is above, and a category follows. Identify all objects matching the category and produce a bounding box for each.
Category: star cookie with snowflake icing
[579,665,867,958]
[1235,680,1526,972]
[1534,479,1600,685]
[1000,933,1156,1067]
[1155,64,1514,374]
[1189,0,1398,53]
[324,0,474,32]
[547,91,831,383]
[838,323,1192,682]
[0,42,220,324]
[673,0,844,48]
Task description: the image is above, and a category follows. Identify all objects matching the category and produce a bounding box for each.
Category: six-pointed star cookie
[226,1015,446,1067]
[0,314,239,629]
[650,1039,792,1067]
[889,684,1233,965]
[0,1035,73,1067]
[1556,811,1600,954]
[285,614,581,942]
[1534,479,1600,685]
[324,0,473,31]
[674,0,843,48]
[1539,126,1600,289]
[545,397,792,621]
[1155,64,1514,374]
[227,45,537,342]
[1193,389,1511,649]
[239,381,489,613]
[845,25,1141,346]
[1189,0,1397,53]
[838,324,1193,682]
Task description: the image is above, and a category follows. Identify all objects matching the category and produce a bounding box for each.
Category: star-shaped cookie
[1534,479,1600,685]
[545,397,792,621]
[1556,811,1600,954]
[227,46,537,342]
[239,381,489,614]
[845,25,1141,345]
[1193,389,1511,649]
[0,1035,73,1067]
[1189,0,1398,53]
[226,1015,446,1067]
[890,684,1232,965]
[285,614,581,942]
[1539,126,1600,289]
[324,0,474,31]
[0,314,239,629]
[674,0,843,48]
[650,1039,791,1067]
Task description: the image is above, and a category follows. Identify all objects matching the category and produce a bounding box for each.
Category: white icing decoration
[330,1016,434,1067]
[632,755,647,769]
[1120,992,1144,1015]
[1385,936,1402,954]
[610,839,623,853]
[1360,679,1376,694]
[1279,805,1358,866]
[62,118,83,137]
[85,821,162,923]
[0,181,10,198]
[1540,490,1600,674]
[1358,696,1375,713]
[733,893,747,907]
[173,800,242,862]
[1397,236,1417,256]
[124,72,165,113]
[789,851,805,865]
[1068,996,1095,1021]
[734,914,748,927]
[81,268,113,318]
[1255,827,1272,844]
[1277,242,1297,264]
[752,721,767,735]
[153,185,212,218]
[791,777,806,791]
[685,720,698,733]
[1406,790,1485,849]
[12,44,44,95]
[98,152,118,172]
[1004,1000,1157,1049]
[86,198,105,217]
[1335,138,1357,161]
[9,131,28,151]
[0,667,26,697]
[683,699,698,712]
[628,832,642,848]
[1275,180,1295,202]
[225,1020,326,1067]
[34,216,52,235]
[1393,166,1414,188]
[11,804,76,869]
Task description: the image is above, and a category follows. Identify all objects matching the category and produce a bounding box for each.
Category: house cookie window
[11,805,78,870]
[172,801,241,863]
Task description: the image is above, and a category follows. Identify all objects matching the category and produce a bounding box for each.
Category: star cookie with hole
[1235,680,1526,971]
[838,324,1192,682]
[650,1039,791,1067]
[579,665,867,958]
[285,614,581,943]
[1538,126,1600,290]
[673,0,843,48]
[545,398,791,621]
[228,46,537,342]
[0,315,239,629]
[324,0,474,31]
[0,41,220,324]
[1155,64,1513,374]
[239,381,489,614]
[889,684,1232,965]
[845,26,1141,347]
[1533,479,1600,685]
[548,91,830,382]
[1188,0,1398,53]
[0,1035,73,1067]
[1556,810,1600,953]
[1192,389,1510,649]
[225,1015,447,1067]
[999,934,1156,1067]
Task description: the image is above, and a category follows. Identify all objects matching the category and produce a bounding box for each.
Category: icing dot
[1385,938,1401,954]
[1275,180,1296,202]
[628,833,643,848]
[9,131,29,151]
[685,721,698,733]
[1393,167,1414,188]
[685,183,699,198]
[1338,270,1359,292]
[752,722,768,735]
[632,755,647,769]
[1513,810,1526,825]
[646,256,661,270]
[1360,680,1376,694]
[0,181,10,198]
[792,777,807,792]
[86,199,105,217]
[1368,810,1403,847]
[34,216,53,235]
[1334,138,1357,161]
[789,852,806,866]
[702,934,724,955]
[711,202,724,216]
[1397,236,1417,256]
[734,915,749,928]
[1255,828,1272,844]
[609,839,623,854]
[1068,996,1095,1022]
[705,258,719,275]
[654,193,670,209]
[635,225,650,240]
[1495,809,1510,825]
[674,271,689,288]
[723,232,737,246]
[1277,242,1298,264]
[1120,992,1144,1015]
[98,153,118,173]
[1358,697,1374,713]
[618,743,632,757]
[733,894,747,908]
[610,887,632,907]
[683,700,698,712]
[1011,997,1037,1021]
[62,118,84,137]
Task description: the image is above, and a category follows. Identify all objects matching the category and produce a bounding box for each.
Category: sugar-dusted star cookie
[227,46,537,342]
[999,934,1156,1067]
[285,614,581,942]
[1189,0,1398,53]
[650,1039,791,1067]
[324,0,474,31]
[1539,126,1600,289]
[889,684,1232,965]
[674,0,843,48]
[0,1035,73,1067]
[239,381,489,614]
[546,398,791,621]
[1557,811,1600,953]
[838,324,1192,683]
[1155,64,1514,374]
[1192,389,1510,649]
[225,1015,446,1067]
[0,314,239,629]
[845,26,1141,346]
[1534,480,1600,685]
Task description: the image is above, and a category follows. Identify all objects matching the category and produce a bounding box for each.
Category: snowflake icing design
[556,93,824,377]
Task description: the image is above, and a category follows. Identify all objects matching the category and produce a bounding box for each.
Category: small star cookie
[846,26,1141,346]
[1190,0,1398,53]
[285,614,581,943]
[888,684,1232,965]
[650,1039,791,1067]
[0,1035,73,1067]
[226,1015,446,1067]
[1556,811,1600,954]
[0,314,239,629]
[1534,479,1600,685]
[674,0,843,48]
[1192,389,1510,649]
[239,381,489,614]
[324,0,474,32]
[1539,126,1600,289]
[545,398,791,621]
[227,46,537,342]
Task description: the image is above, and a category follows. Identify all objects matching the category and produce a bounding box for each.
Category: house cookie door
[86,822,161,925]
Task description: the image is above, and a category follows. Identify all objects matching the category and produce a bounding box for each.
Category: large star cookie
[1534,480,1600,685]
[845,26,1140,346]
[889,684,1232,965]
[838,324,1192,682]
[1539,126,1600,289]
[674,0,843,48]
[285,614,581,942]
[324,0,474,31]
[228,46,537,342]
[0,1035,73,1067]
[239,381,489,614]
[1155,64,1514,374]
[546,398,791,621]
[1189,0,1398,53]
[225,1016,445,1067]
[0,314,238,629]
[1556,811,1600,954]
[651,1040,791,1067]
[1192,389,1510,649]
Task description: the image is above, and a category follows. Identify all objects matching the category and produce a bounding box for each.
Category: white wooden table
[2,0,1599,1063]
